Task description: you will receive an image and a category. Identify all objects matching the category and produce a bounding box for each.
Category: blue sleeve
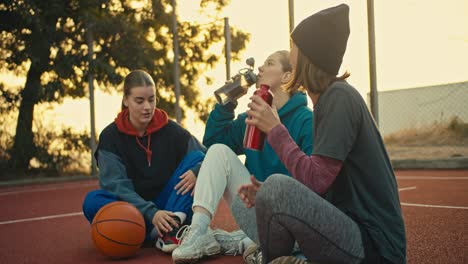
[97,149,158,223]
[202,102,246,155]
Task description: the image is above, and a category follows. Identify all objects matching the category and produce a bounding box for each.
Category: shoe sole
[156,238,178,253]
[160,244,178,253]
[173,243,221,264]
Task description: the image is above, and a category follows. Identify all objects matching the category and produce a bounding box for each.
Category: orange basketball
[91,201,146,259]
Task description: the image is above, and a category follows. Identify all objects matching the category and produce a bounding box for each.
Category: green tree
[0,0,249,171]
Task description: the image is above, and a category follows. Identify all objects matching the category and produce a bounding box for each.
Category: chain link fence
[371,81,468,167]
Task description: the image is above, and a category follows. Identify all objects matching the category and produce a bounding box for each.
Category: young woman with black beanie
[239,4,406,264]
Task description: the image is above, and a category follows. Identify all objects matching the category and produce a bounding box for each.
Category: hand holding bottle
[244,84,278,151]
[245,93,281,134]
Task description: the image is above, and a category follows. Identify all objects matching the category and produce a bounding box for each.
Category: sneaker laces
[220,237,242,256]
[176,225,197,245]
[251,249,263,264]
[224,245,242,256]
[213,230,245,256]
[244,245,263,264]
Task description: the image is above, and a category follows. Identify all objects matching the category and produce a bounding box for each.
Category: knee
[262,174,290,194]
[82,189,118,223]
[256,174,289,208]
[82,190,111,211]
[83,190,101,209]
[207,143,235,159]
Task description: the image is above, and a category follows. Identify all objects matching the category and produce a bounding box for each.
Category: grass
[384,116,468,146]
[384,117,468,160]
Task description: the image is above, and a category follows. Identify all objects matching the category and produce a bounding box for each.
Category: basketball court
[0,169,466,263]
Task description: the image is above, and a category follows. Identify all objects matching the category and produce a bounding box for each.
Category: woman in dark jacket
[82,70,206,254]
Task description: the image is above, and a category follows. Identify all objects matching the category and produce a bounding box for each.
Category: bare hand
[245,95,281,133]
[174,170,196,196]
[237,176,263,208]
[152,210,179,237]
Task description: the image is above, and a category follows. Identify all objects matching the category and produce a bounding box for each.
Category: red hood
[115,108,169,136]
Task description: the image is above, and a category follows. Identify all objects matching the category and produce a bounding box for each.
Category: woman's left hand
[175,170,196,196]
[245,95,281,133]
[237,176,263,208]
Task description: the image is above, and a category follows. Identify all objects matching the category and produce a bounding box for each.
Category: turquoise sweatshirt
[203,92,314,181]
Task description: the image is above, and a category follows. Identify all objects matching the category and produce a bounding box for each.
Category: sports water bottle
[214,58,257,105]
[243,84,273,151]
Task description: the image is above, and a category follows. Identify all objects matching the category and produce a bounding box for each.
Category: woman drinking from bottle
[171,50,314,264]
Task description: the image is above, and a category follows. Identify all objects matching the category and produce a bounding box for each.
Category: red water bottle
[243,84,273,151]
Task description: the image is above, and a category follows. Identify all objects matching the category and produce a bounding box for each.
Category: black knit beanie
[291,4,350,75]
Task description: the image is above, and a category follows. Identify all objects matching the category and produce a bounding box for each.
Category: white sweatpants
[193,144,251,216]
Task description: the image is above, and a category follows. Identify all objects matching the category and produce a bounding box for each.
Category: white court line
[0,212,83,225]
[401,202,468,210]
[0,184,460,225]
[398,186,468,209]
[0,182,97,196]
[397,176,468,180]
[398,186,416,192]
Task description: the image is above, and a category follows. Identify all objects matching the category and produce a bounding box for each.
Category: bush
[31,122,91,176]
[448,116,468,138]
[384,116,468,146]
[0,123,91,179]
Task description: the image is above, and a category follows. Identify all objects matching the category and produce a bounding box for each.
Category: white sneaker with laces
[212,229,247,256]
[172,225,221,264]
[243,244,263,264]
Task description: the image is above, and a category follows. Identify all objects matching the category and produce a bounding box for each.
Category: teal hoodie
[203,92,313,181]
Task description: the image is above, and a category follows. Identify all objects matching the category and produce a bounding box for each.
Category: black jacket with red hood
[94,108,206,222]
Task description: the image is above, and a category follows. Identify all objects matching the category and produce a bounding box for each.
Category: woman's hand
[245,95,281,133]
[175,170,196,196]
[237,176,263,208]
[152,210,179,237]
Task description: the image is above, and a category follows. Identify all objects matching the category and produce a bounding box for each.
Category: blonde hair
[285,44,350,95]
[274,50,293,72]
[273,50,300,95]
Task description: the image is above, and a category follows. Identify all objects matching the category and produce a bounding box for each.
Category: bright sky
[2,0,467,141]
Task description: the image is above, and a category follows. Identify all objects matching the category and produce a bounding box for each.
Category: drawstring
[136,134,152,167]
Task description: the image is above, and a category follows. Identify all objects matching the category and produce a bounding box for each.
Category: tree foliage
[0,0,249,171]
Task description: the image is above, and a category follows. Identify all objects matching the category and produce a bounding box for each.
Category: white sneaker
[212,229,247,256]
[172,225,221,264]
[243,244,263,264]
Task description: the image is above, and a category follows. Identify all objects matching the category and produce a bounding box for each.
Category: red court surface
[0,170,467,264]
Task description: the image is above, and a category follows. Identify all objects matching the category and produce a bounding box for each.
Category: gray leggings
[231,193,259,243]
[255,174,365,264]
